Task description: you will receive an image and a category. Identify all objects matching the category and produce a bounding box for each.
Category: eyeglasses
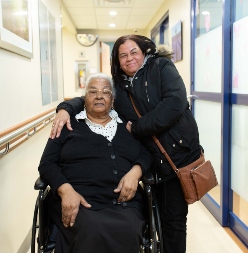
[86,88,112,98]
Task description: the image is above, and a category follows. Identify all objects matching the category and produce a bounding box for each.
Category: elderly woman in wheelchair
[37,73,151,253]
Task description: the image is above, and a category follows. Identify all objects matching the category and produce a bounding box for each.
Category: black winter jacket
[57,57,201,181]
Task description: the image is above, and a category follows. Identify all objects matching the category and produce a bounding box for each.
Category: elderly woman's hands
[57,183,91,228]
[50,110,72,139]
[114,164,142,202]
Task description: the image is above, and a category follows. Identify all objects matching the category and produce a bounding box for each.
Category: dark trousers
[154,177,188,253]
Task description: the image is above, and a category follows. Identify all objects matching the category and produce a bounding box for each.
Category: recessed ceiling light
[202,11,210,15]
[110,11,117,15]
[109,23,116,27]
[95,0,132,7]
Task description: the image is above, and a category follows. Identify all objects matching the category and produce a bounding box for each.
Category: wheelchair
[31,170,163,253]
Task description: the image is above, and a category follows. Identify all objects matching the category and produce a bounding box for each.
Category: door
[191,0,248,246]
[100,41,111,77]
[229,0,248,246]
[191,0,223,223]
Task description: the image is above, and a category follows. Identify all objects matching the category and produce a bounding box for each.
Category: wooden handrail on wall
[63,97,74,101]
[0,108,56,158]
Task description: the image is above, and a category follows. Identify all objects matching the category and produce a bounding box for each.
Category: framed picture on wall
[0,0,33,58]
[171,21,182,63]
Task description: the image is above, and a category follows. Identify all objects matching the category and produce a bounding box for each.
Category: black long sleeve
[56,97,84,115]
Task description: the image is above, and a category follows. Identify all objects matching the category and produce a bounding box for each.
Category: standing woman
[51,35,202,253]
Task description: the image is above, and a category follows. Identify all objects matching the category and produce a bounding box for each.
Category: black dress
[38,116,151,253]
[51,201,145,253]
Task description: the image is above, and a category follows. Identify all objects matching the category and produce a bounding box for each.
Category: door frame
[190,0,248,246]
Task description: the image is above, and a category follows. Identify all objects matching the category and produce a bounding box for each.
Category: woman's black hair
[110,35,157,83]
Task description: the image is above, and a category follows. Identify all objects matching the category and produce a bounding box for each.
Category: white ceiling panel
[67,8,95,16]
[62,0,165,30]
[97,16,126,22]
[97,18,127,26]
[73,16,96,22]
[130,8,158,16]
[128,16,151,22]
[63,0,94,8]
[126,20,150,29]
[93,0,134,8]
[75,21,97,29]
[133,0,164,8]
[97,24,126,30]
[95,7,131,16]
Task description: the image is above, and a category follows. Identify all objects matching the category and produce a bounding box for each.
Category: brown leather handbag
[129,94,218,204]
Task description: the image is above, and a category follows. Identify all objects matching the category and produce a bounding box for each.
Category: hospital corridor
[0,0,248,252]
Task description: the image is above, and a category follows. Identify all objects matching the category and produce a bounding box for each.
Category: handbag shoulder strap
[128,93,178,173]
[129,93,142,118]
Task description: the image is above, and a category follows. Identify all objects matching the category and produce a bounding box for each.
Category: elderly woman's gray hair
[85,73,116,98]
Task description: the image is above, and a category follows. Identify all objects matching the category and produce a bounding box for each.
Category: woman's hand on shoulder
[57,183,91,227]
[50,110,72,139]
[114,165,142,202]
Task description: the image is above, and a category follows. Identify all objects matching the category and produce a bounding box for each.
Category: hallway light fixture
[109,11,117,15]
[76,34,98,47]
[95,0,132,6]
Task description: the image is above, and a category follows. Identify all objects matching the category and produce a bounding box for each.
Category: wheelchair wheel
[31,197,39,253]
[151,189,163,253]
[142,183,163,253]
[31,187,55,253]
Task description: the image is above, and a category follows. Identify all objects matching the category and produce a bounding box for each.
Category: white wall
[0,0,64,131]
[0,0,63,252]
[146,0,191,95]
[0,126,51,253]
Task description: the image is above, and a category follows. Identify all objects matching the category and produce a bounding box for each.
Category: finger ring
[52,123,55,127]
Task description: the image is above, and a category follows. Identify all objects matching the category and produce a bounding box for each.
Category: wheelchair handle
[142,170,155,185]
[34,177,48,190]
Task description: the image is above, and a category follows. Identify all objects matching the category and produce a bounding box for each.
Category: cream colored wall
[0,0,64,131]
[0,0,64,252]
[146,0,192,96]
[62,28,99,98]
[0,126,51,253]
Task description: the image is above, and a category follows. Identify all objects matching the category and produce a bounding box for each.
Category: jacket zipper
[145,81,149,102]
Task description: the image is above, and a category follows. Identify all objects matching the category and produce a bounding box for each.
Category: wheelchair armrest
[34,177,48,190]
[142,169,155,185]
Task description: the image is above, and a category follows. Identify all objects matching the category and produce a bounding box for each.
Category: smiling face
[118,40,145,77]
[85,78,113,118]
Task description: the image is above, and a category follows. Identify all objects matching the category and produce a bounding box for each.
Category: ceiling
[62,0,165,31]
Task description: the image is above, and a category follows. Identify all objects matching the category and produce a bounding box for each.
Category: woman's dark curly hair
[111,34,156,83]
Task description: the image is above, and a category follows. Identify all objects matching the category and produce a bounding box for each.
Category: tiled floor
[28,201,247,253]
[187,201,247,253]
